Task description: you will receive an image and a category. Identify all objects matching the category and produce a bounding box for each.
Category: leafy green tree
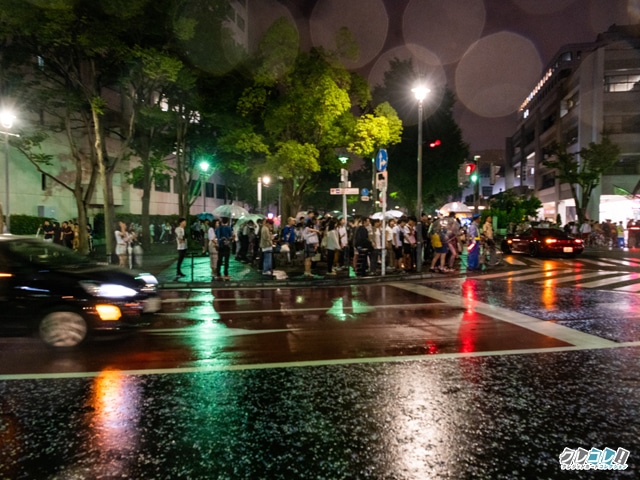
[230,19,402,219]
[543,135,621,224]
[486,190,542,230]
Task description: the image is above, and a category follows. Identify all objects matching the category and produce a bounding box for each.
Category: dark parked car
[0,236,160,348]
[501,227,584,257]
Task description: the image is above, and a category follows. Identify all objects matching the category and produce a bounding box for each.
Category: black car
[0,236,160,348]
[501,227,584,257]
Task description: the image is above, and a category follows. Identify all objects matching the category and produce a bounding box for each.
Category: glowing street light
[412,84,430,272]
[257,175,270,214]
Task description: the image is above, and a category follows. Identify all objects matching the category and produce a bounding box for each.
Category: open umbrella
[213,204,249,219]
[196,212,214,221]
[384,209,404,219]
[235,214,264,227]
[439,202,471,214]
[371,211,399,220]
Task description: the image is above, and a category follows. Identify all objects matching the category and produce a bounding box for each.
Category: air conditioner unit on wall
[37,206,56,219]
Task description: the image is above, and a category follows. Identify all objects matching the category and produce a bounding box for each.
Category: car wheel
[500,240,511,254]
[529,243,539,257]
[39,310,88,348]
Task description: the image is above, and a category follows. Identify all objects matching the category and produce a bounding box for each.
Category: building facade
[505,24,640,225]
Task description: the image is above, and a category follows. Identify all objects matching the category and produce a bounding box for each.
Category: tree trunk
[93,109,115,257]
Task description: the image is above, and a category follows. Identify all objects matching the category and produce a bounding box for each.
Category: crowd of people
[179,210,488,279]
[39,219,93,252]
[570,218,640,249]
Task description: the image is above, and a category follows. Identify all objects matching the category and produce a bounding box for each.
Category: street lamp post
[199,160,210,214]
[1,111,15,233]
[412,85,429,273]
[257,176,270,215]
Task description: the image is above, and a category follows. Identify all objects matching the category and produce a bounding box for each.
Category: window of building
[608,156,640,175]
[41,173,46,190]
[540,172,556,190]
[542,113,556,132]
[154,174,171,192]
[205,182,214,198]
[560,92,579,117]
[604,74,640,92]
[564,126,578,145]
[133,176,143,190]
[216,184,226,200]
[482,186,493,198]
[225,4,235,21]
[560,51,572,62]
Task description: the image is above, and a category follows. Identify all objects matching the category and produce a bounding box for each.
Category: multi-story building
[505,24,640,224]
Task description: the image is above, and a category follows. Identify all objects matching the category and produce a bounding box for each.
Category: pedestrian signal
[465,163,476,175]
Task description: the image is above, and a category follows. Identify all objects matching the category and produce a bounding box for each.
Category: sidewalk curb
[158,271,445,289]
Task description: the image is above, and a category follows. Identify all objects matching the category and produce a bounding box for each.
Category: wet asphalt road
[1,254,640,479]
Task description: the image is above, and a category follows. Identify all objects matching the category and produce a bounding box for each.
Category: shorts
[402,243,413,255]
[394,246,403,259]
[305,243,318,258]
[435,245,448,254]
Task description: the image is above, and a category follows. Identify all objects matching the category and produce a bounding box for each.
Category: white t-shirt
[175,226,187,250]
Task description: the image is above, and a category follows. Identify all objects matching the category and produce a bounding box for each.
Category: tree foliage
[543,135,621,224]
[486,190,542,230]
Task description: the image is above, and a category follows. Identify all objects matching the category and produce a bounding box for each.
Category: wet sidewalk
[153,250,433,288]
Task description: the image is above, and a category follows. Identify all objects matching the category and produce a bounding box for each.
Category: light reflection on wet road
[1,270,640,479]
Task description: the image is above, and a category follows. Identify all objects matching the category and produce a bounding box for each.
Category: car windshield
[536,228,569,238]
[6,240,96,268]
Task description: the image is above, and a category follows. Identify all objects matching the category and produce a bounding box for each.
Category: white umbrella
[439,202,471,214]
[371,211,402,220]
[385,209,404,218]
[213,204,249,219]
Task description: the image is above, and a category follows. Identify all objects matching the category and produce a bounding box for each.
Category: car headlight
[135,273,158,292]
[80,281,138,298]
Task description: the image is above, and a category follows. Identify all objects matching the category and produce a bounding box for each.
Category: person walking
[260,218,275,276]
[215,217,234,280]
[208,219,219,279]
[115,220,130,268]
[42,220,54,243]
[281,217,297,264]
[467,213,482,271]
[302,218,320,277]
[174,218,187,279]
[324,219,340,276]
[481,215,495,266]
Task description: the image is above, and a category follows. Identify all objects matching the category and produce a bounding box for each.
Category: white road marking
[614,283,640,292]
[502,256,527,266]
[2,341,639,381]
[576,272,640,288]
[388,282,617,349]
[508,269,574,282]
[536,271,614,284]
[471,267,541,280]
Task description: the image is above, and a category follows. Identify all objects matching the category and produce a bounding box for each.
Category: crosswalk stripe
[575,272,640,288]
[502,256,527,266]
[538,271,616,285]
[601,258,640,267]
[472,267,541,280]
[508,269,574,282]
[614,283,640,292]
[575,258,623,267]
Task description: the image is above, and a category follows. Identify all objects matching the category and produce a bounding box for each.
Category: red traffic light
[465,163,476,175]
[429,139,441,148]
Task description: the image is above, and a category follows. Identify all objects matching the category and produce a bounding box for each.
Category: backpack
[431,232,442,248]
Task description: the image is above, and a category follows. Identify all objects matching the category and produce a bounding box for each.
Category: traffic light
[429,139,441,148]
[465,163,476,175]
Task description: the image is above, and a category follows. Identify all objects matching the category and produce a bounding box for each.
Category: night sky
[250,0,639,151]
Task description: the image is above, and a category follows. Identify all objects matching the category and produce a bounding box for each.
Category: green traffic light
[470,173,478,182]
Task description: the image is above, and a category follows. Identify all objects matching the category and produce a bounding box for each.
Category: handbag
[280,243,290,253]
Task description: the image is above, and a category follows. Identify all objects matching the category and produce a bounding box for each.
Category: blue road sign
[361,188,369,196]
[376,149,388,172]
